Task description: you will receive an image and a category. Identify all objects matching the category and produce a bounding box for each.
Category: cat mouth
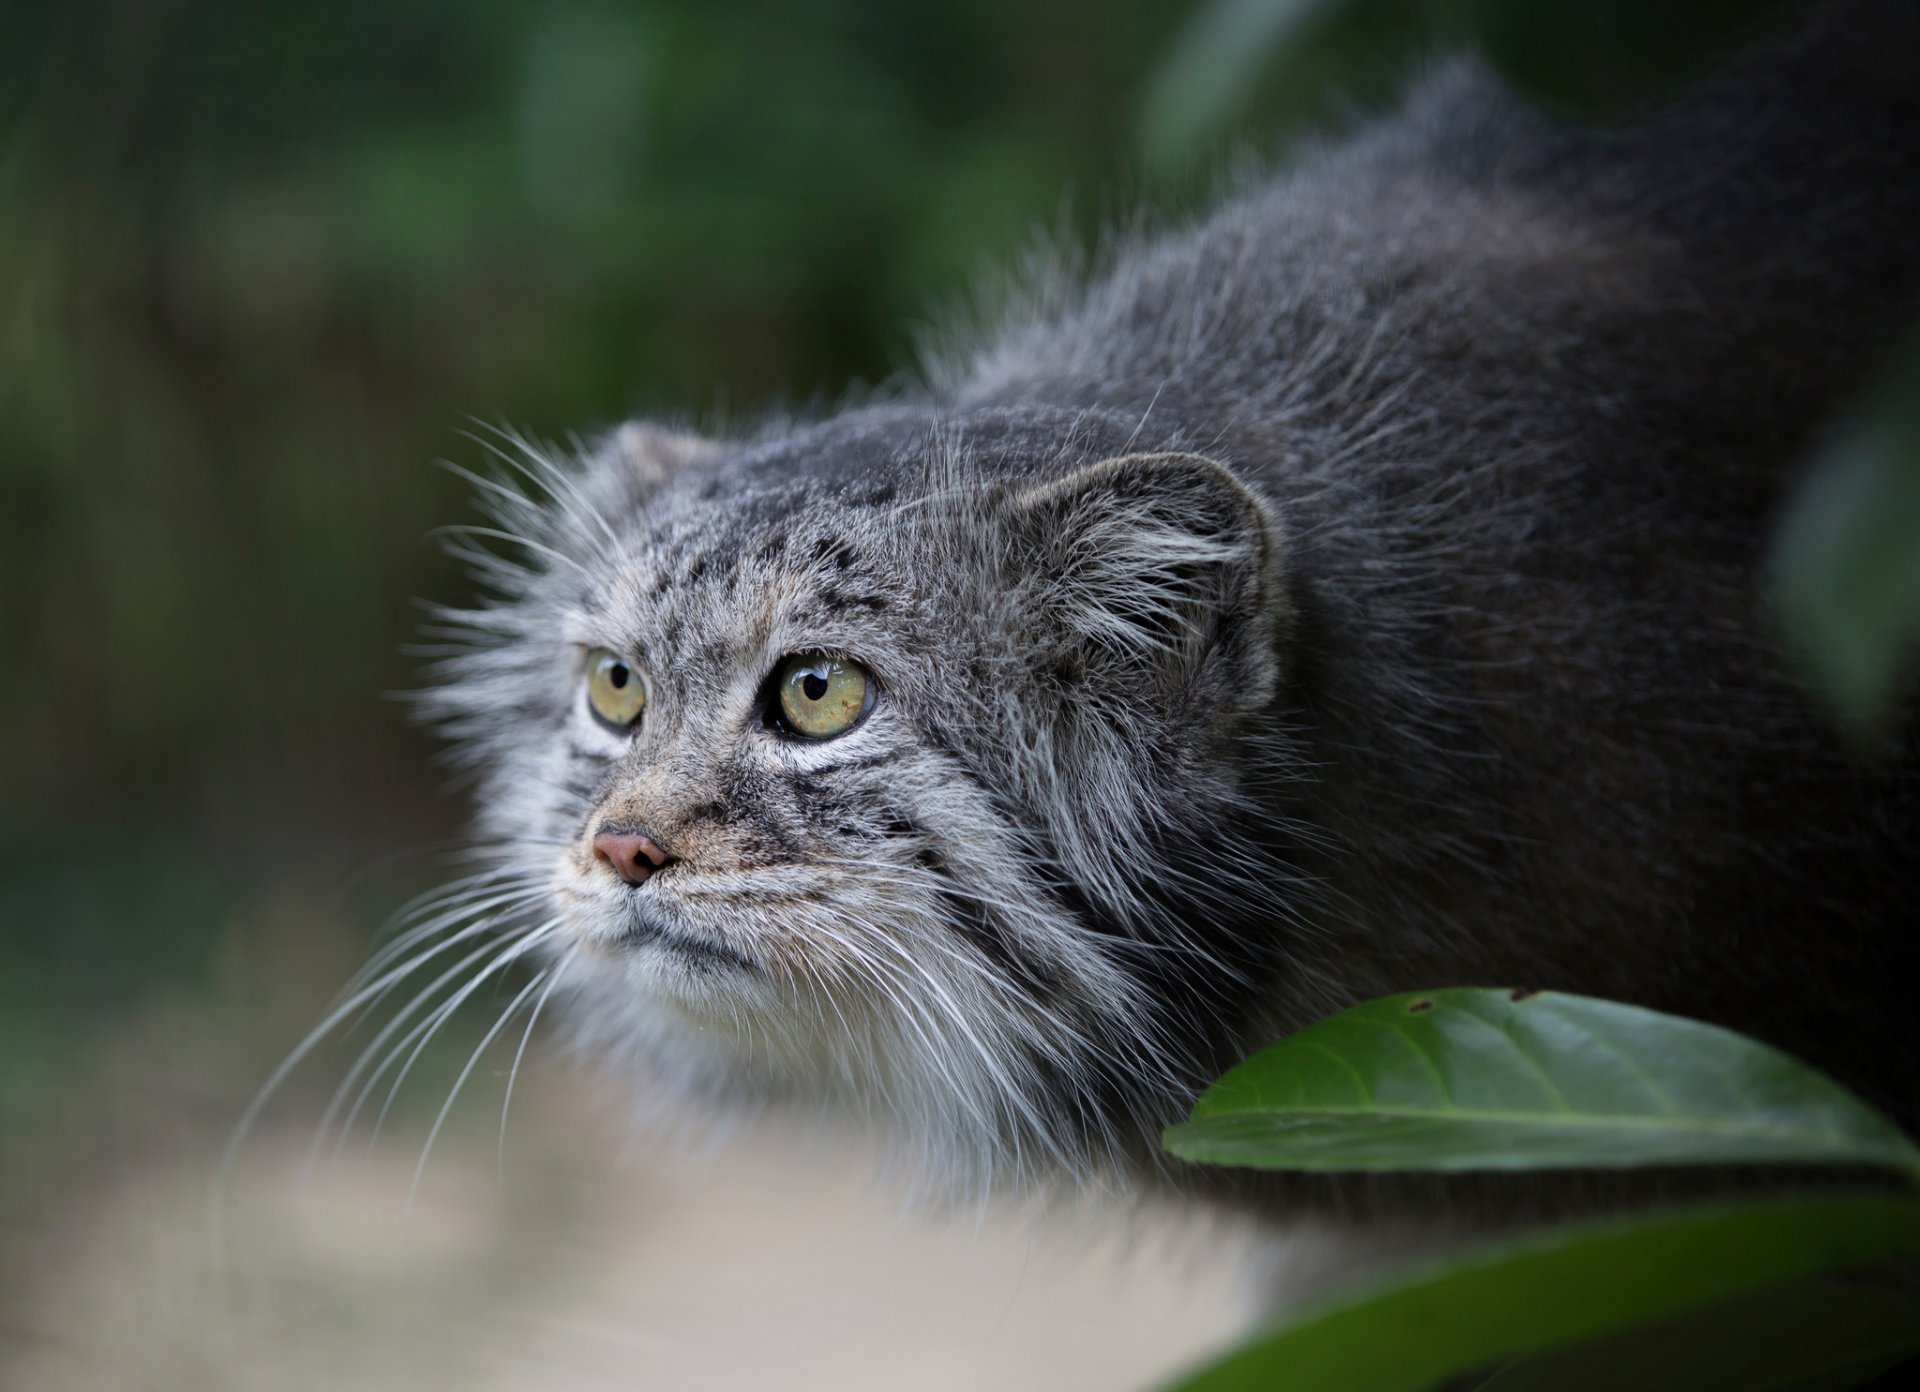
[607,899,760,974]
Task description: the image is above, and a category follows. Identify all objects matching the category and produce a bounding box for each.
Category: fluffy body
[418,2,1920,1210]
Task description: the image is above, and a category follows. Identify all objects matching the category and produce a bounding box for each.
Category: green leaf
[1472,1280,1920,1392]
[1164,989,1919,1176]
[1161,1195,1920,1392]
[1773,331,1920,733]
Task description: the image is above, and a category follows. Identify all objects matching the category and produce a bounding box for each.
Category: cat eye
[585,647,646,732]
[772,653,872,740]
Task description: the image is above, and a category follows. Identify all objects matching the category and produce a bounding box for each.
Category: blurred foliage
[1139,0,1437,181]
[1138,0,1804,180]
[1773,334,1920,735]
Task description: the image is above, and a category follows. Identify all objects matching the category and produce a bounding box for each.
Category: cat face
[421,407,1292,1184]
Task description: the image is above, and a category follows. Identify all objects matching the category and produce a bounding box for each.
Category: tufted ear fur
[573,420,725,523]
[1005,452,1288,712]
[614,421,722,490]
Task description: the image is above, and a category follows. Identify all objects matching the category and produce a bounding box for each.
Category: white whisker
[410,964,554,1207]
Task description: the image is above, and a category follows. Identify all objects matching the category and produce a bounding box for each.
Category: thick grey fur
[417,0,1920,1215]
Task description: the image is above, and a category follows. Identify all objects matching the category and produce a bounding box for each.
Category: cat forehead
[628,473,904,582]
[557,401,1135,643]
[567,475,922,664]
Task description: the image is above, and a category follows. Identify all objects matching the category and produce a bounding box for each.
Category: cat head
[419,405,1296,1188]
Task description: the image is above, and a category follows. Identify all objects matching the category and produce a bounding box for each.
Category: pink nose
[592,830,672,886]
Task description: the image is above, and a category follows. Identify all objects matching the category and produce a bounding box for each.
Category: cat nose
[592,829,673,886]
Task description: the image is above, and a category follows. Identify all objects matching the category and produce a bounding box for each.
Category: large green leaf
[1472,1281,1920,1392]
[1164,989,1919,1175]
[1162,1195,1920,1392]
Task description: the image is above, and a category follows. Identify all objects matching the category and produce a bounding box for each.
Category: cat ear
[577,420,723,521]
[1005,452,1287,709]
[613,421,722,493]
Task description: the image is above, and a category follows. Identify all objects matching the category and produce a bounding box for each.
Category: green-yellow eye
[585,647,646,731]
[775,654,872,739]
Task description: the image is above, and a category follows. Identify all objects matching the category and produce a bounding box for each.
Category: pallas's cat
[389,3,1920,1209]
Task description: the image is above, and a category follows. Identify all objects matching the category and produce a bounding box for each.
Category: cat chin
[548,900,845,1078]
[555,946,784,1080]
[558,920,777,1029]
[557,977,1105,1200]
[550,946,1155,1198]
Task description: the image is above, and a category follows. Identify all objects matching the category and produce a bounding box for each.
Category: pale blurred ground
[0,908,1260,1392]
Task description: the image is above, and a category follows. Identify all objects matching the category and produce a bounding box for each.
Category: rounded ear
[614,421,723,493]
[1006,451,1288,708]
[575,420,724,522]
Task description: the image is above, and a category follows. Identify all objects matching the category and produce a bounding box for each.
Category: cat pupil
[609,665,628,688]
[802,673,828,701]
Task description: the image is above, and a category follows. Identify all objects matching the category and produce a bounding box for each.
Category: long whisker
[409,964,554,1208]
[426,523,593,581]
[499,955,570,1177]
[224,906,519,1196]
[349,885,549,1024]
[366,922,560,1149]
[304,918,544,1181]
